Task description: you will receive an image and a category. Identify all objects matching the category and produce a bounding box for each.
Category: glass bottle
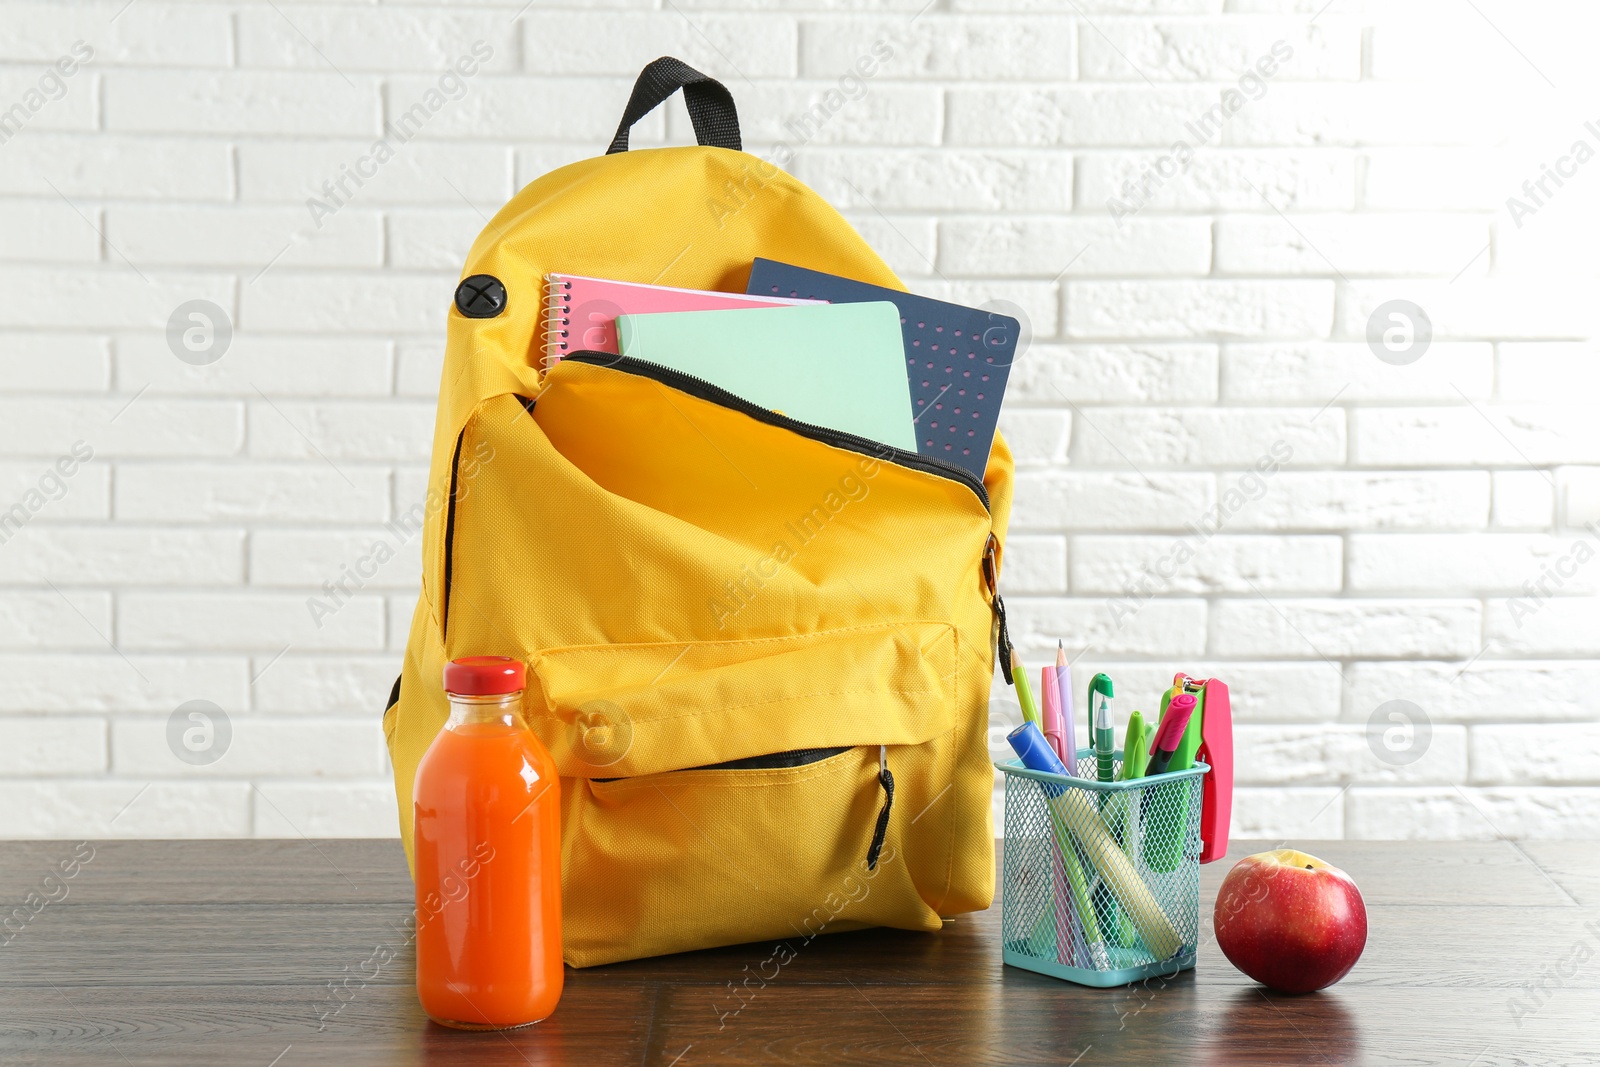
[413,656,563,1029]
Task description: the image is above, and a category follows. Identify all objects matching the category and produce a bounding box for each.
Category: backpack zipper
[439,429,467,640]
[982,532,1015,685]
[556,351,990,512]
[601,743,895,870]
[595,746,845,782]
[685,746,848,771]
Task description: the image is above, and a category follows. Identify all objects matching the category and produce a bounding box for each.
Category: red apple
[1213,849,1367,994]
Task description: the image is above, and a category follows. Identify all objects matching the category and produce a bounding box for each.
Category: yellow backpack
[384,58,1016,967]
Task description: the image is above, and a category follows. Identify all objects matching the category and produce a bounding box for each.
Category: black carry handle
[607,57,741,155]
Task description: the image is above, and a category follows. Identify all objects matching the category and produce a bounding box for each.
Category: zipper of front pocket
[593,746,846,783]
[558,351,990,512]
[687,746,848,772]
[596,743,894,869]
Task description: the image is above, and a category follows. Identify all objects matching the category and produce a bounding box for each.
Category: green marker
[1144,679,1207,873]
[1166,680,1206,774]
[1112,710,1148,948]
[1119,710,1149,781]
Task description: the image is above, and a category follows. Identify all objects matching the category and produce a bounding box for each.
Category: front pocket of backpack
[525,620,959,778]
[564,745,942,967]
[533,620,961,968]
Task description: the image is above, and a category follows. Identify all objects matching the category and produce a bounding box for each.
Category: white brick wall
[0,0,1594,841]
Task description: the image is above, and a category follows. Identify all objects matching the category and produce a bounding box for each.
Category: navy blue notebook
[746,258,1019,483]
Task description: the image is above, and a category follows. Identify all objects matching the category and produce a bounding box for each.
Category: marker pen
[1146,693,1197,776]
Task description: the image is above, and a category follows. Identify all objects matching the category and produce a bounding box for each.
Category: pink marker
[1040,666,1066,763]
[1146,693,1197,776]
[1049,838,1082,967]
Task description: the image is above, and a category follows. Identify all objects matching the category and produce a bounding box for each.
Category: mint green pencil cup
[997,751,1208,988]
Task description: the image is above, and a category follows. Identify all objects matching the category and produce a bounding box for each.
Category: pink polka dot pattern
[746,258,1021,483]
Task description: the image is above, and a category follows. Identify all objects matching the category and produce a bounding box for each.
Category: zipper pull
[994,595,1014,685]
[866,744,894,870]
[982,533,1015,685]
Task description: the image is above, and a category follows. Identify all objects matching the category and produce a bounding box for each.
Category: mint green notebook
[615,301,917,451]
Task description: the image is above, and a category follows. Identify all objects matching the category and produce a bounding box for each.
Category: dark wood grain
[0,839,410,904]
[1,838,1597,1066]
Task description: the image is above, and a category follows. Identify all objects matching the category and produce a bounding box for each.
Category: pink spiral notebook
[541,273,818,366]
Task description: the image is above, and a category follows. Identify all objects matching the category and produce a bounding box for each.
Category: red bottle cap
[443,656,526,695]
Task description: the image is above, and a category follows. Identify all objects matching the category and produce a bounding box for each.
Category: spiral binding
[541,276,571,369]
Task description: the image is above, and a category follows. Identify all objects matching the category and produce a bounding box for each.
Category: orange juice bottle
[413,656,563,1029]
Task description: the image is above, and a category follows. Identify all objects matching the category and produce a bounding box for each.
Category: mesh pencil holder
[997,750,1209,988]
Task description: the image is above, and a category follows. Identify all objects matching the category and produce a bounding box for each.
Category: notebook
[541,273,818,365]
[615,302,918,451]
[746,259,1021,483]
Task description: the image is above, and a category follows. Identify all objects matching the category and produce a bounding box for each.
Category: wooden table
[1,838,1594,1066]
